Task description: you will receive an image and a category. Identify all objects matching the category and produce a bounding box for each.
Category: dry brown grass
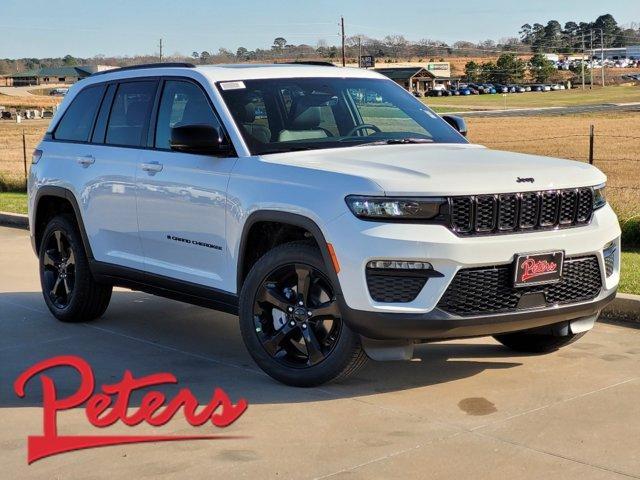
[0,94,61,109]
[0,119,48,188]
[467,112,640,218]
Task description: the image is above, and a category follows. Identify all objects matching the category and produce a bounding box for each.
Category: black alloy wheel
[239,242,367,387]
[253,263,342,368]
[42,230,76,309]
[39,214,112,322]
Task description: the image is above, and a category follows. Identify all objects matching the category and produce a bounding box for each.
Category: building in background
[587,45,640,60]
[374,63,455,93]
[9,65,116,87]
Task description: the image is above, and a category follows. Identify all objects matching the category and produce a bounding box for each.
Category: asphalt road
[2,225,640,479]
[455,102,640,117]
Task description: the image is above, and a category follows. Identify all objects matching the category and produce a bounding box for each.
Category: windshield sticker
[220,81,246,90]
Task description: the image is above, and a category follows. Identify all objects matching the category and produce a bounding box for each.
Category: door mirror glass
[441,115,467,137]
[170,124,230,155]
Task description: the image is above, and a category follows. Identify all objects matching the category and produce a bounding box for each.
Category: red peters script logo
[520,258,558,282]
[13,355,248,463]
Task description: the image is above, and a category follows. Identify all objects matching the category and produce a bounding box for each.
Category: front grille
[449,187,594,236]
[366,271,428,303]
[437,256,602,316]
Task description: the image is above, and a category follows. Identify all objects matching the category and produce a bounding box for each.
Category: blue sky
[1,0,638,58]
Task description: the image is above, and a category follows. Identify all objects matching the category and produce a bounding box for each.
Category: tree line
[0,13,638,75]
[464,54,558,85]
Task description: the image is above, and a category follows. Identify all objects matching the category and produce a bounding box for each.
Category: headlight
[345,195,445,221]
[593,183,606,210]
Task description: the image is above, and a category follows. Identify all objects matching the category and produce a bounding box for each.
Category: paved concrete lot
[1,225,639,479]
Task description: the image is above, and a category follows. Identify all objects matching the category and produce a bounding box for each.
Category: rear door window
[54,84,105,142]
[106,81,157,147]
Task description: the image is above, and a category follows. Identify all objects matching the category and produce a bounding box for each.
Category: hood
[261,144,606,196]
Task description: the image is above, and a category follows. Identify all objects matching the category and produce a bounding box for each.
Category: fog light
[367,260,433,270]
[603,240,616,277]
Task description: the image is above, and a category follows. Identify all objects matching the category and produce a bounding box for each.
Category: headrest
[291,106,321,129]
[233,102,256,123]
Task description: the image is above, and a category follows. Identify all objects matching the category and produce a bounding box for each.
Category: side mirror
[441,115,467,137]
[170,124,231,155]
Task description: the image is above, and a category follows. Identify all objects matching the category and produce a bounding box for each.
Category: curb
[0,211,28,230]
[602,292,640,323]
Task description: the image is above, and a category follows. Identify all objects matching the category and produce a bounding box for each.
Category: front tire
[493,330,587,353]
[39,214,112,322]
[239,242,367,387]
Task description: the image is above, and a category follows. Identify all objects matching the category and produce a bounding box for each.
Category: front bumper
[338,290,616,340]
[325,204,621,340]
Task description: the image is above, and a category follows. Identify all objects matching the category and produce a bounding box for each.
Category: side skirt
[90,260,239,315]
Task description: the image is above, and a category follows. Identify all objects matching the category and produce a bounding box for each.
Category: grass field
[0,93,61,109]
[0,119,48,189]
[0,191,27,214]
[423,85,640,111]
[620,250,640,295]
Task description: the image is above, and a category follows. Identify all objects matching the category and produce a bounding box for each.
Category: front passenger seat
[279,97,331,142]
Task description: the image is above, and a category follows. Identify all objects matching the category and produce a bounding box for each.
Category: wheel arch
[33,186,93,259]
[236,210,342,296]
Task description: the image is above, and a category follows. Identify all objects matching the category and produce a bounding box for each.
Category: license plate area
[514,251,564,287]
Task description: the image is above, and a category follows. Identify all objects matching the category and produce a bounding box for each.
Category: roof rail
[91,62,196,76]
[277,61,337,67]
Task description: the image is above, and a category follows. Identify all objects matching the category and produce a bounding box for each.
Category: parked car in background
[49,87,69,96]
[524,85,532,92]
[530,84,543,92]
[542,84,552,91]
[412,91,423,98]
[493,84,509,93]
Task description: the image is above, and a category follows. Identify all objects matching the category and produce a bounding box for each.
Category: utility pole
[159,38,163,63]
[600,28,605,87]
[358,36,362,68]
[340,16,346,67]
[589,30,593,89]
[581,32,586,90]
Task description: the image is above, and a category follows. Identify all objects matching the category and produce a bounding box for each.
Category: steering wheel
[346,124,382,137]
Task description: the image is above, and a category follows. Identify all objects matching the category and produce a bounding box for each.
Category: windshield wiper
[355,137,434,147]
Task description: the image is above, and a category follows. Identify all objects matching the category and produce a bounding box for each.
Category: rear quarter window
[53,85,106,142]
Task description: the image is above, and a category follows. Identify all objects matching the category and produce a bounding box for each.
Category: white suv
[29,63,620,386]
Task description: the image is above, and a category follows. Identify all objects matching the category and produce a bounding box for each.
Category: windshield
[217,77,466,155]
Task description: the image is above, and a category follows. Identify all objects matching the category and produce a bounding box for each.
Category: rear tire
[493,330,587,354]
[239,242,367,387]
[39,214,112,322]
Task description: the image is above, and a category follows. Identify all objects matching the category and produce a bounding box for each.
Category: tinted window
[155,80,221,149]
[106,81,156,146]
[54,85,105,142]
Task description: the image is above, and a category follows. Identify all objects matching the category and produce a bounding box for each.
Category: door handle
[77,155,95,167]
[141,162,163,174]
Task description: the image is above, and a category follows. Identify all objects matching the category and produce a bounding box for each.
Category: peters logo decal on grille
[516,177,535,183]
